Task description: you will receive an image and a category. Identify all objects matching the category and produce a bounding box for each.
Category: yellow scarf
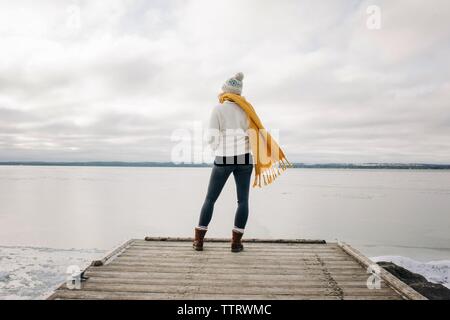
[218,93,292,187]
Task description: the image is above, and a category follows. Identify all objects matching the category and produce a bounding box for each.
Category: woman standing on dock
[193,72,291,253]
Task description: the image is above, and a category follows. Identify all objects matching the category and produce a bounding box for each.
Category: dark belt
[214,153,253,166]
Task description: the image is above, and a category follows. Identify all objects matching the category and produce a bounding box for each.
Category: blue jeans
[198,162,253,229]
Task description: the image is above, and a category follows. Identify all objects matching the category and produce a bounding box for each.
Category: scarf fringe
[252,156,292,188]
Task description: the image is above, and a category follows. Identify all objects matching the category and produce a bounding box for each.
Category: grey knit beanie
[222,72,244,95]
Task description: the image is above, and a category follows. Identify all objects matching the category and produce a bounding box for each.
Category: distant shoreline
[1,162,450,169]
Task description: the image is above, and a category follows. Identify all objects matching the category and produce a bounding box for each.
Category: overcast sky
[0,0,449,163]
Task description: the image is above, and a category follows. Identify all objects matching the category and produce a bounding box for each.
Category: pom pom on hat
[234,72,244,81]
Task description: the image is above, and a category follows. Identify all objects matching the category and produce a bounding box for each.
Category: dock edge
[338,242,427,300]
[144,236,327,244]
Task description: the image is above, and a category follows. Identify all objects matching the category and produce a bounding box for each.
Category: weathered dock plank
[48,238,426,300]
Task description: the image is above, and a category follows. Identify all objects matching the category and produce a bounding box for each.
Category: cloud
[0,0,449,163]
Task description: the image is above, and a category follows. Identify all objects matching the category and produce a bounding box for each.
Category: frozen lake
[1,165,449,260]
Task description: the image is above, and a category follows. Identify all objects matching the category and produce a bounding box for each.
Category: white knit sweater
[206,100,251,156]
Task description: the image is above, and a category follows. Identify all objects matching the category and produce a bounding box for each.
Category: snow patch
[0,246,105,300]
[371,255,450,289]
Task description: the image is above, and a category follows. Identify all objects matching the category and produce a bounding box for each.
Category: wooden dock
[48,237,426,300]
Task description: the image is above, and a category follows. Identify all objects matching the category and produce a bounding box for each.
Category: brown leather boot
[231,229,244,252]
[193,227,207,251]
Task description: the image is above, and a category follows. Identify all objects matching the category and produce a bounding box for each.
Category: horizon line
[1,161,450,169]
